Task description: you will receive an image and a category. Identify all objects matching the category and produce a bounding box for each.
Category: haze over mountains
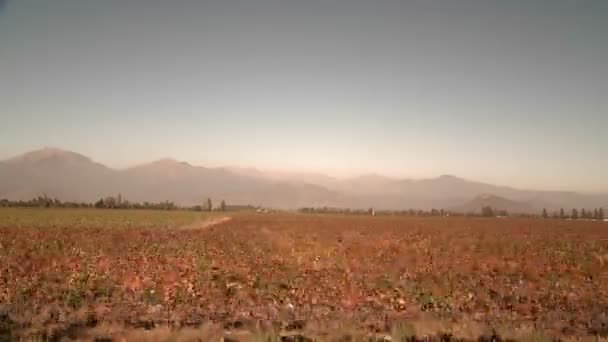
[1,148,606,213]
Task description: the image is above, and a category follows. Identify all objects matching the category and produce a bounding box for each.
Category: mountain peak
[437,174,461,180]
[6,147,92,164]
[138,158,193,169]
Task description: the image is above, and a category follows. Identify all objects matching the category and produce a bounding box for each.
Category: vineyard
[1,209,608,340]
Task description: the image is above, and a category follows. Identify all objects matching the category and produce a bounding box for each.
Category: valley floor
[1,209,608,340]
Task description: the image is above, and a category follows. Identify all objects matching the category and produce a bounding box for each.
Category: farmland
[1,209,608,340]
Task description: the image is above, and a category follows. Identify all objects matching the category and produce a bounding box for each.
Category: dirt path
[179,216,232,230]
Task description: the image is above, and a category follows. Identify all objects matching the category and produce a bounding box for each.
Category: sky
[0,0,606,192]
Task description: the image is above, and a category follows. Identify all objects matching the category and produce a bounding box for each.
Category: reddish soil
[1,214,607,340]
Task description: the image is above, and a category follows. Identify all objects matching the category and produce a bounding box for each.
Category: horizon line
[1,146,602,195]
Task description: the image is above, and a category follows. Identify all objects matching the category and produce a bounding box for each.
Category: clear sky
[0,0,606,192]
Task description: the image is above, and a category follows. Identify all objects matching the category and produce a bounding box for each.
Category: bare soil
[178,216,232,230]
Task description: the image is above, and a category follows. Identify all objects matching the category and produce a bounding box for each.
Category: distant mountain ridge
[0,148,606,212]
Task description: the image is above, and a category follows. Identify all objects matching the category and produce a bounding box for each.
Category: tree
[94,198,104,208]
[104,196,117,208]
[206,198,213,211]
[593,208,599,220]
[571,208,578,219]
[482,206,494,217]
[559,208,565,219]
[162,200,175,210]
[124,199,132,209]
[542,208,548,219]
[220,200,226,211]
[599,208,605,221]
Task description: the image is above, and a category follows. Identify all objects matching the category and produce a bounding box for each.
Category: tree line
[1,197,604,220]
[299,205,605,220]
[541,207,604,221]
[299,206,512,217]
[0,195,253,212]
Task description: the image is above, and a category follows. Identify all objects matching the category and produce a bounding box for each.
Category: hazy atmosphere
[1,0,607,192]
[2,2,608,340]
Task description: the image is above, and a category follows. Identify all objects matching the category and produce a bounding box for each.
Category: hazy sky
[0,0,606,192]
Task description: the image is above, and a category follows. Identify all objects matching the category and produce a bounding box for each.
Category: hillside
[1,148,606,211]
[449,194,537,214]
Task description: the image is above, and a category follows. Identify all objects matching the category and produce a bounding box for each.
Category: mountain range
[0,148,606,213]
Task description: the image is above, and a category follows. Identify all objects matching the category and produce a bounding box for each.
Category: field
[1,208,608,341]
